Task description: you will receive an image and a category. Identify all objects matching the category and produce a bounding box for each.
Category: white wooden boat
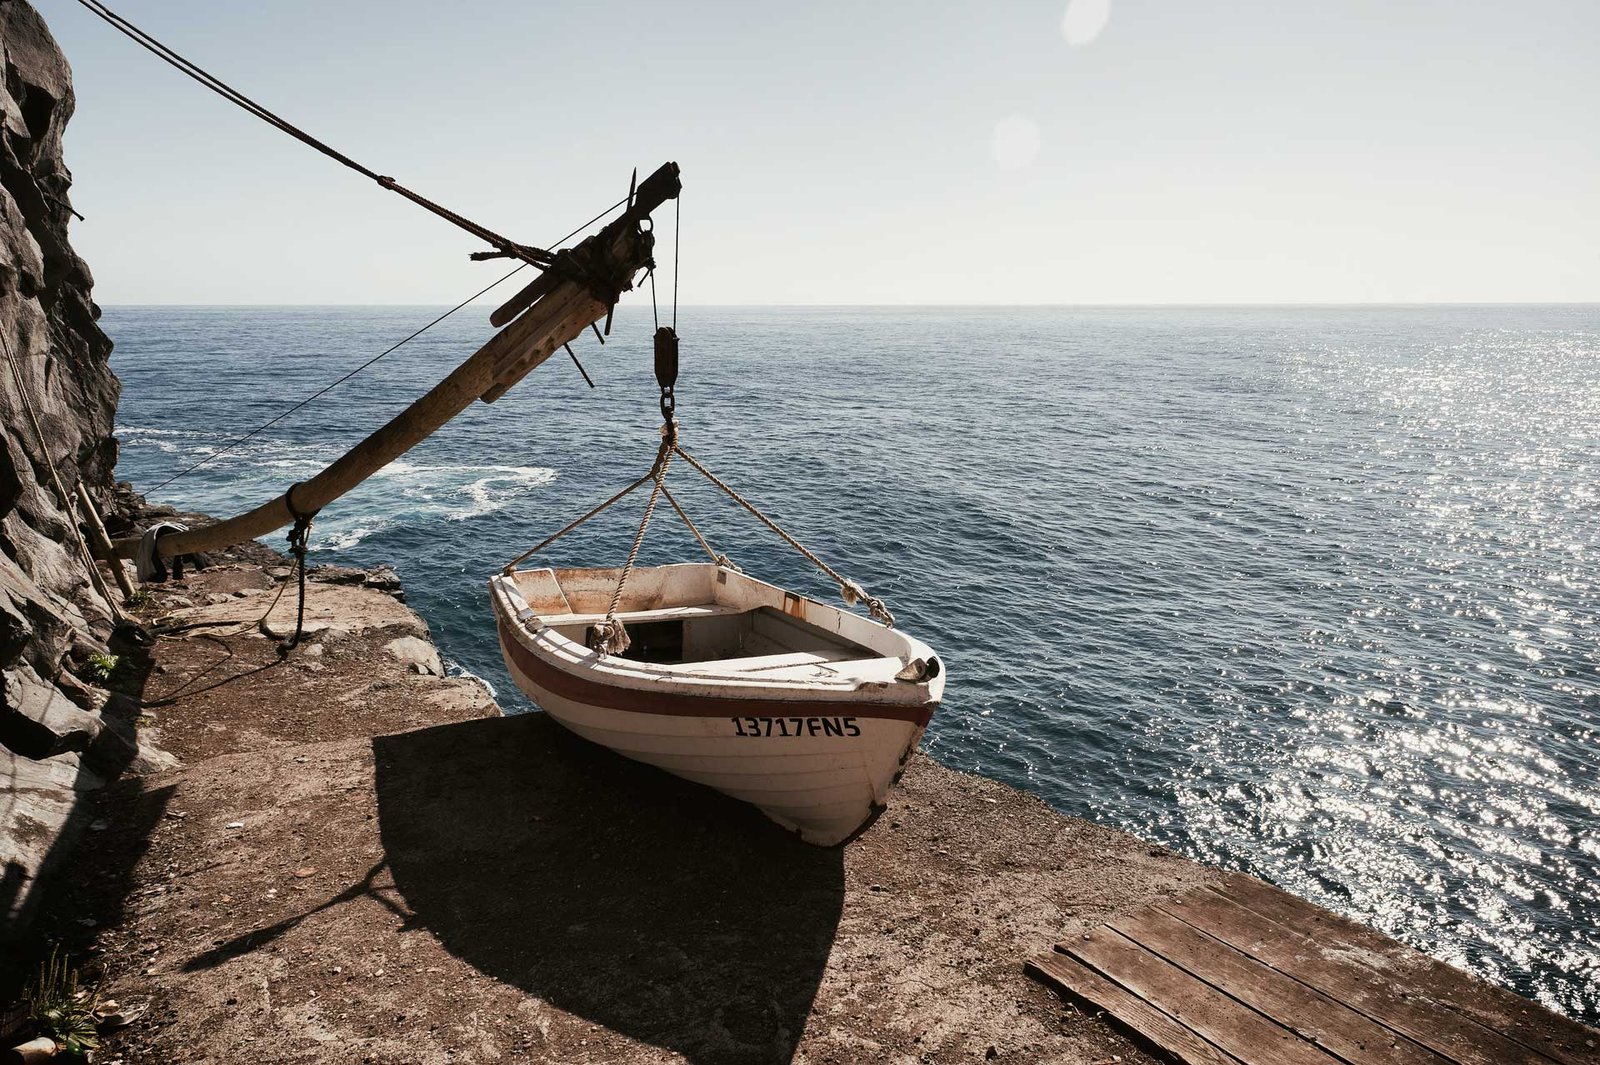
[489,562,943,845]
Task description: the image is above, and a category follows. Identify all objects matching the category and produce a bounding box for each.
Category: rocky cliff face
[0,0,126,939]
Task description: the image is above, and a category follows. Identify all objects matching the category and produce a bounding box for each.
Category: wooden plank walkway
[1027,872,1600,1065]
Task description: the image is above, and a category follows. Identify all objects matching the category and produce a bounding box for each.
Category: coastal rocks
[383,635,442,677]
[1,662,106,758]
[306,563,406,602]
[170,576,429,643]
[0,0,126,953]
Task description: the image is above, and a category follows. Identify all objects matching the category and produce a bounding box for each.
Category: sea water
[108,304,1600,1020]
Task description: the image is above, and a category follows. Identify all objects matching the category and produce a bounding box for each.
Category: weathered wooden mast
[112,162,682,562]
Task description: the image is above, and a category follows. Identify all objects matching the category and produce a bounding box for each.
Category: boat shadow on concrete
[372,711,845,1065]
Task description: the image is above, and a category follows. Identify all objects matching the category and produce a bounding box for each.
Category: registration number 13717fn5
[732,716,861,738]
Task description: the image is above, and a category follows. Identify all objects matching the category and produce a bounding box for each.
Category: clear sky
[43,0,1600,305]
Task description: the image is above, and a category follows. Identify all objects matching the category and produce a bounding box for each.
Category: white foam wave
[124,418,560,549]
[259,458,329,470]
[371,462,558,521]
[307,464,558,551]
[116,425,218,439]
[322,519,392,551]
[445,660,497,699]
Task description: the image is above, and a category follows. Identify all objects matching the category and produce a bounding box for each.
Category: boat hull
[489,565,941,846]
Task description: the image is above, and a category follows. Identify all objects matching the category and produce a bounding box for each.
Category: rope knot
[589,618,631,656]
[278,482,320,653]
[840,579,895,627]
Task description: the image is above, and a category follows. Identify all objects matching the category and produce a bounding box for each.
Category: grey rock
[1,662,105,757]
[307,564,405,601]
[307,565,371,586]
[384,635,442,677]
[51,666,102,710]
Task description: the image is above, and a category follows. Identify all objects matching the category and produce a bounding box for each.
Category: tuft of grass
[24,946,100,1058]
[126,589,154,610]
[82,651,119,683]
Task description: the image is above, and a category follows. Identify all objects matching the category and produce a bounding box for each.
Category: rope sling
[503,327,895,656]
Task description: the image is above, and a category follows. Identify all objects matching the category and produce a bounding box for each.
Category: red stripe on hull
[497,618,936,727]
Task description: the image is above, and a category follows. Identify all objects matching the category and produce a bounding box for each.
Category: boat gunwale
[489,569,942,725]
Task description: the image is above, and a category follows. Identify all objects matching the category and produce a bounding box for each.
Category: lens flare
[1061,0,1110,46]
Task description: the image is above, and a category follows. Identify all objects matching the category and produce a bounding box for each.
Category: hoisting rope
[659,482,734,570]
[71,0,557,269]
[503,471,657,571]
[504,353,895,652]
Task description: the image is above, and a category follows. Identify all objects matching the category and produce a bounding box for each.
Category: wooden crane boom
[112,162,682,562]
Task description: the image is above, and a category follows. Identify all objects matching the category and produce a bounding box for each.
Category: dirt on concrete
[31,559,1224,1064]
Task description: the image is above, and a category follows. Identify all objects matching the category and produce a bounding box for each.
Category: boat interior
[506,564,893,671]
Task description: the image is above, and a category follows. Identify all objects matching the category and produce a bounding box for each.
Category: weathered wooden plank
[483,290,607,400]
[491,268,560,327]
[1165,889,1565,1065]
[1027,951,1242,1065]
[1113,905,1453,1065]
[484,283,593,381]
[1062,927,1344,1065]
[1212,874,1600,1065]
[481,315,601,402]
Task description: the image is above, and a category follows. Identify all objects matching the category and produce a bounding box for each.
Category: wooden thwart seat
[534,603,746,628]
[1027,872,1600,1065]
[659,648,895,675]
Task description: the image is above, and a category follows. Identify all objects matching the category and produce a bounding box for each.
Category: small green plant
[24,946,100,1058]
[82,652,119,683]
[126,589,153,610]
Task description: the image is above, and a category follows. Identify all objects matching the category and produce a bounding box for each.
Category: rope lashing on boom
[238,483,320,654]
[272,484,320,653]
